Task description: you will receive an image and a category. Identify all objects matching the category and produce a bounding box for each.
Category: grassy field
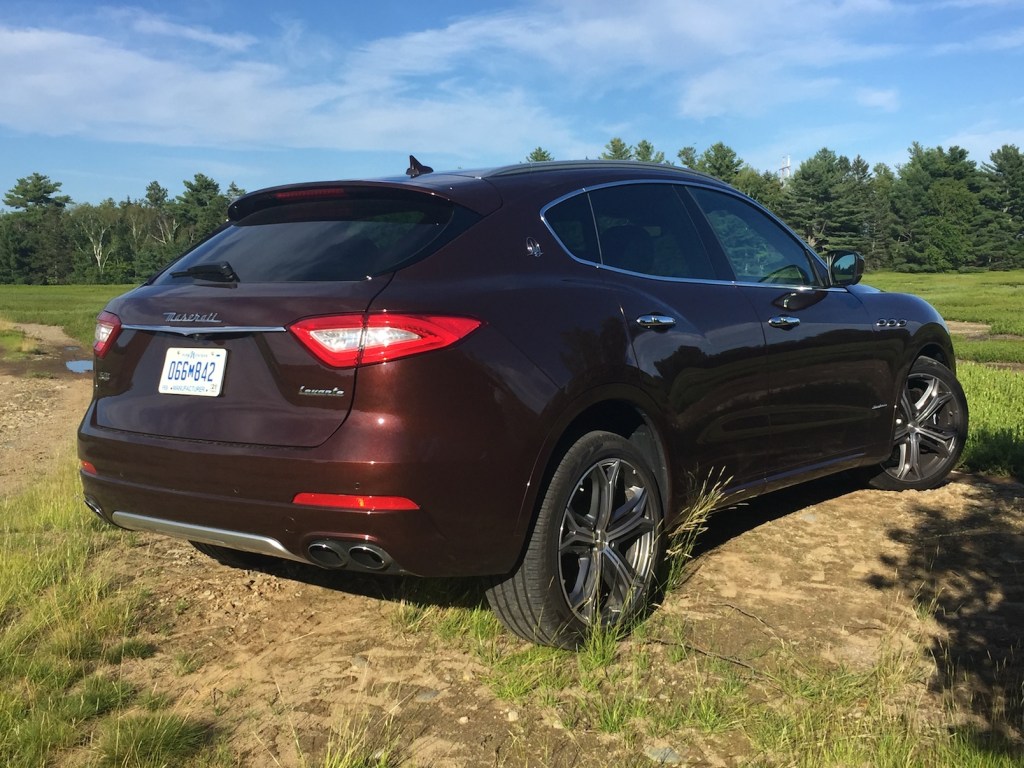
[0,285,133,347]
[1,275,1023,766]
[864,270,1024,336]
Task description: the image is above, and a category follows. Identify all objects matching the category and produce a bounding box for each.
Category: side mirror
[827,250,864,287]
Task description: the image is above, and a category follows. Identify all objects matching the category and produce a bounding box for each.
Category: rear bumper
[78,407,535,578]
[80,470,446,574]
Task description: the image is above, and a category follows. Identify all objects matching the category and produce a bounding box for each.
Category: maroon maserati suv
[78,160,967,647]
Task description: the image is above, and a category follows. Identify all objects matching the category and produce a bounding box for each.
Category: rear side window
[154,192,473,283]
[589,184,716,280]
[544,183,717,280]
[544,192,599,263]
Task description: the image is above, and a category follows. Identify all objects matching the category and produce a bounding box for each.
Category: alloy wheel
[557,457,658,625]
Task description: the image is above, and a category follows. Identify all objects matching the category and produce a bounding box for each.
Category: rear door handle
[636,314,676,329]
[768,315,800,329]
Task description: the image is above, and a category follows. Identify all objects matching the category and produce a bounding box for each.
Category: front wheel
[486,431,664,648]
[868,356,968,491]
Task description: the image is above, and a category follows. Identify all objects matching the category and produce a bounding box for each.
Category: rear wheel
[190,541,281,571]
[868,356,968,491]
[486,431,664,648]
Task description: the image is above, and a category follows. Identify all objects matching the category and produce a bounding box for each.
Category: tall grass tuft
[665,472,728,590]
[95,713,209,768]
[322,713,400,768]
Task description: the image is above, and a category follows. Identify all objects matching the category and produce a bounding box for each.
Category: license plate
[158,348,227,397]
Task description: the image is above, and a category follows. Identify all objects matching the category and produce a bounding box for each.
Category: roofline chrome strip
[122,325,288,336]
[110,511,306,563]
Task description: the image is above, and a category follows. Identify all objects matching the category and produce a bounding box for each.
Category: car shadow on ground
[252,552,491,613]
[689,471,868,557]
[866,476,1024,754]
[253,472,872,623]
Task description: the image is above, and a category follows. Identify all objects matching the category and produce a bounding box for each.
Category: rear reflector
[80,460,98,476]
[94,311,121,358]
[290,313,481,368]
[292,493,419,511]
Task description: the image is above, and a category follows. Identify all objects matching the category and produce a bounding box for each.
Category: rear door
[92,187,471,448]
[544,183,771,497]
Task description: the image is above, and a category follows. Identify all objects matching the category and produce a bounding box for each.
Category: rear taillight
[93,311,121,358]
[289,313,482,368]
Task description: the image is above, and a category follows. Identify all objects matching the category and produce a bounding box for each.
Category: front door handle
[768,315,801,329]
[636,314,676,329]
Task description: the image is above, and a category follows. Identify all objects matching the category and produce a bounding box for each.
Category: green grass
[94,713,210,768]
[954,337,1024,365]
[0,325,46,359]
[322,713,399,768]
[0,447,212,767]
[0,284,133,346]
[959,362,1024,479]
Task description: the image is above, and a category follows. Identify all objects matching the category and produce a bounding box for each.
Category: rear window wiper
[171,261,240,283]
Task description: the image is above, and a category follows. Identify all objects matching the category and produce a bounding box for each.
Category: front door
[686,186,890,481]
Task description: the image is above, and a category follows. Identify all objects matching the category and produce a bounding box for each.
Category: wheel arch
[915,339,954,371]
[507,392,671,573]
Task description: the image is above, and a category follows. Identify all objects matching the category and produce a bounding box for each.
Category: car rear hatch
[90,184,482,448]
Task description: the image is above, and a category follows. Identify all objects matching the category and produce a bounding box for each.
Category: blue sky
[1,0,1022,205]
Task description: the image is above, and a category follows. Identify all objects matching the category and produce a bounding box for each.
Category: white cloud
[0,23,578,158]
[126,13,256,52]
[679,62,841,120]
[933,25,1024,54]
[943,127,1024,159]
[855,87,900,111]
[0,1,913,157]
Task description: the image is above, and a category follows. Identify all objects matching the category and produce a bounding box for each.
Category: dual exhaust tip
[306,539,394,572]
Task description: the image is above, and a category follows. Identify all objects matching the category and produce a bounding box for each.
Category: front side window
[688,188,821,286]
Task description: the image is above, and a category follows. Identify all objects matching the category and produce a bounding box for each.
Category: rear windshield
[153,192,473,283]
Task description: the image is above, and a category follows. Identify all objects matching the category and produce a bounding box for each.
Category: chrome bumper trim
[110,511,306,563]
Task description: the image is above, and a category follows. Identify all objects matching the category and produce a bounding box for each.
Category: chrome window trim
[123,324,288,336]
[730,281,851,293]
[540,178,833,290]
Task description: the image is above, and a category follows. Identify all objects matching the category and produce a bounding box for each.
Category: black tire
[190,541,281,571]
[485,431,664,648]
[868,356,968,491]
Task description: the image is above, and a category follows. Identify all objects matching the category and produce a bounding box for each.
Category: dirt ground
[4,325,1023,766]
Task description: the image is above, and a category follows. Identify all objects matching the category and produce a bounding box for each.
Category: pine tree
[601,138,633,160]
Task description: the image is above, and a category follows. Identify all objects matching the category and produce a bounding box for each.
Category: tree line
[0,173,243,285]
[2,138,1023,284]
